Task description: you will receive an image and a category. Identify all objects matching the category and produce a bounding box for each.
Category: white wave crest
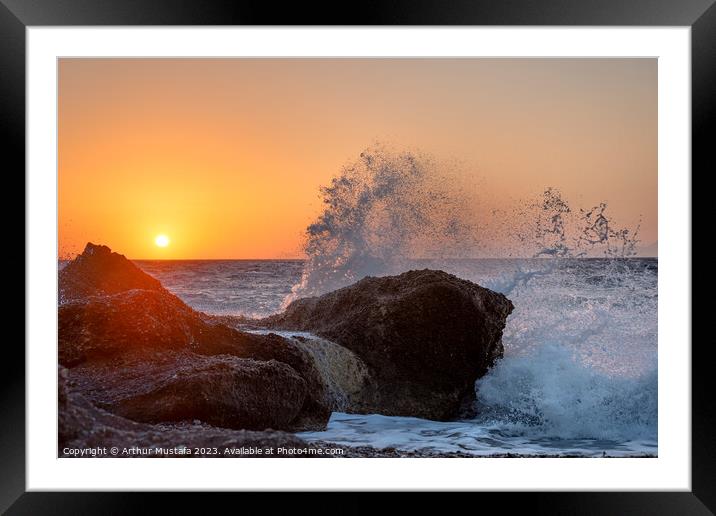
[475,344,657,440]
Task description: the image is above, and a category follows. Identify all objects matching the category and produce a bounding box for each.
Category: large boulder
[59,366,315,457]
[58,243,331,431]
[262,269,514,420]
[68,354,307,431]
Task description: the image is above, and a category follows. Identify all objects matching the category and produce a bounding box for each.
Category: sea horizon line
[59,255,658,262]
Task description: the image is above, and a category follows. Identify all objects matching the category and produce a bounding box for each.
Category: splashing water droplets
[287,145,478,302]
[285,145,656,446]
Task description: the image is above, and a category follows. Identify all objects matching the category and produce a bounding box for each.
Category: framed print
[6,0,711,512]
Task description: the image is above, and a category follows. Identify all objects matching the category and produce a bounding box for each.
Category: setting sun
[154,234,170,248]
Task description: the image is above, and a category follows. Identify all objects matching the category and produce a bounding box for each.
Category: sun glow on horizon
[58,59,657,259]
[154,234,170,248]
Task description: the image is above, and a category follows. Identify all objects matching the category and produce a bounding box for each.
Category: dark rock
[68,354,307,431]
[58,243,331,431]
[217,332,332,431]
[59,242,163,303]
[262,269,514,420]
[58,289,200,366]
[57,287,272,366]
[58,289,331,430]
[59,366,315,457]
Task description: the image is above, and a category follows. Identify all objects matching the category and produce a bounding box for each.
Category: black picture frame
[5,0,710,512]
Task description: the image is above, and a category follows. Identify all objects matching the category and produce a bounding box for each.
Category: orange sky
[59,58,657,259]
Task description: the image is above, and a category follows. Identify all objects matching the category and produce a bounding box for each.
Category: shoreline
[311,441,658,458]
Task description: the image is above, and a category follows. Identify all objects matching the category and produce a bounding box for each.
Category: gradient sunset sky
[59,58,657,259]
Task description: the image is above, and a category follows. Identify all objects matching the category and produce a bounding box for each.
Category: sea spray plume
[492,253,658,378]
[487,188,641,296]
[577,203,641,258]
[480,187,654,385]
[515,187,641,259]
[287,145,478,300]
[534,187,574,258]
[288,157,644,302]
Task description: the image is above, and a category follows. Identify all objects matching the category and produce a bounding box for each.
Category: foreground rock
[69,354,307,431]
[59,367,314,457]
[262,269,514,420]
[59,244,331,432]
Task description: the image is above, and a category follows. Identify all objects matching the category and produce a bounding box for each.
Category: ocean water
[136,259,304,317]
[135,257,658,457]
